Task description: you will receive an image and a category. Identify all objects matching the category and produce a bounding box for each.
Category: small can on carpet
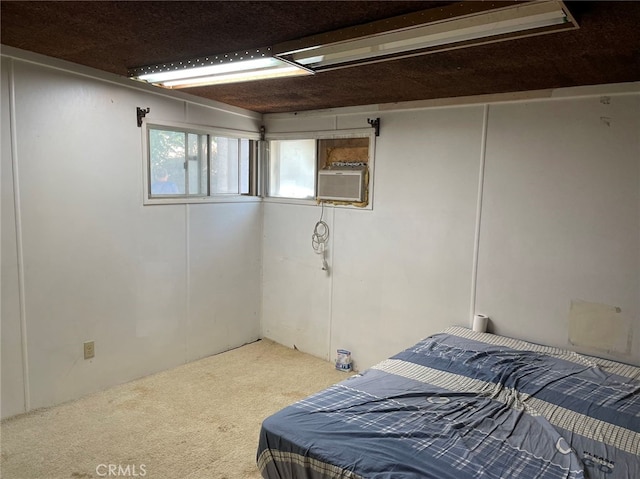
[335,349,352,372]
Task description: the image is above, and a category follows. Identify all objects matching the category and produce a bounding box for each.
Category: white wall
[262,90,640,370]
[263,107,485,368]
[476,97,640,361]
[1,56,262,418]
[2,47,638,419]
[1,56,26,418]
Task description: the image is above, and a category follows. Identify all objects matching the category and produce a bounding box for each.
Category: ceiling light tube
[129,47,312,88]
[138,57,284,84]
[275,1,578,71]
[161,66,310,88]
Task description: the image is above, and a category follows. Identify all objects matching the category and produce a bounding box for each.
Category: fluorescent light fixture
[274,1,578,71]
[129,1,577,89]
[128,47,311,88]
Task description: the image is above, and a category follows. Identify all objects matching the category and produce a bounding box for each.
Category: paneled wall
[263,92,640,370]
[476,97,640,359]
[2,47,638,420]
[1,56,262,418]
[262,107,485,367]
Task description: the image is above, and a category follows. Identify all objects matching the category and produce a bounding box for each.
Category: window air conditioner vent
[317,169,365,202]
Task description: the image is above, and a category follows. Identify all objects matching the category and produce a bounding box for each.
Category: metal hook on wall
[367,117,380,137]
[137,107,150,127]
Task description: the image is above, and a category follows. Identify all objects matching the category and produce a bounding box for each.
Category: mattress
[257,327,639,479]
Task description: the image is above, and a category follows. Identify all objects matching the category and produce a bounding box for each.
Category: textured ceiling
[1,1,639,114]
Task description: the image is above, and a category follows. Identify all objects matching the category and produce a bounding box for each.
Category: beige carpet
[1,339,349,479]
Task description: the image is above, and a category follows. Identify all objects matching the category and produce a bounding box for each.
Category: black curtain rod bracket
[137,107,150,127]
[367,117,380,137]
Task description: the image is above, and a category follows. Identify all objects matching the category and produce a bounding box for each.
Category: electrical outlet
[83,341,95,360]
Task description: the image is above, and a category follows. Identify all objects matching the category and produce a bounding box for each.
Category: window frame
[142,119,261,205]
[264,128,376,209]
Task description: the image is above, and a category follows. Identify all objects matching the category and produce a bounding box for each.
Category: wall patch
[568,300,631,355]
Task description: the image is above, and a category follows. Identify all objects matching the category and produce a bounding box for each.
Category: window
[267,131,374,206]
[146,123,258,203]
[268,139,316,199]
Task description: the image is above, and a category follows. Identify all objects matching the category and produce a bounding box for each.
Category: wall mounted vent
[317,169,366,202]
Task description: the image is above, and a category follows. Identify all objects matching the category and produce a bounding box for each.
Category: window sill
[143,195,262,206]
[262,197,317,207]
[262,196,373,210]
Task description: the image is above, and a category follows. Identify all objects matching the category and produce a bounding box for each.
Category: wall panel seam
[469,104,489,327]
[8,57,31,412]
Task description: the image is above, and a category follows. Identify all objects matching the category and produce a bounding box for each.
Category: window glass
[268,139,316,199]
[187,133,208,195]
[149,129,185,196]
[147,125,256,202]
[240,139,250,195]
[211,137,239,195]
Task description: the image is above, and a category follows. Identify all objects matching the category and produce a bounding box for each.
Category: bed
[257,327,639,479]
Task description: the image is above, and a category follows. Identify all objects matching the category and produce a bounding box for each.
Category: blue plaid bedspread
[257,327,640,479]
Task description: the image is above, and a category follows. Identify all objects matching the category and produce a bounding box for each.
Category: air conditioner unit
[317,169,366,202]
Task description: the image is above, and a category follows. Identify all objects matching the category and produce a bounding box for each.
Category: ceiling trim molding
[263,82,640,119]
